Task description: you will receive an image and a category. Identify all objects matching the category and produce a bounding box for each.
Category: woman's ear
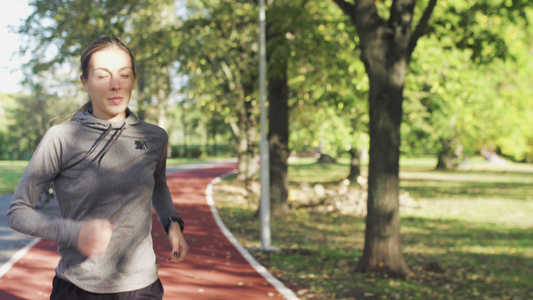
[80,75,89,92]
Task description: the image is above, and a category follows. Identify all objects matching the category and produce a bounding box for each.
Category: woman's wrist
[166,216,184,233]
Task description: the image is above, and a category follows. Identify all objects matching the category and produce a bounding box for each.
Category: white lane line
[0,237,41,279]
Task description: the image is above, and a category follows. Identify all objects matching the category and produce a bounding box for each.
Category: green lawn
[0,161,28,195]
[213,156,533,300]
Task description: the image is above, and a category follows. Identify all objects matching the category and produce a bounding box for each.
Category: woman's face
[81,46,136,122]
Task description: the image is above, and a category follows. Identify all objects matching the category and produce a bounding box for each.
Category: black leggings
[50,276,164,300]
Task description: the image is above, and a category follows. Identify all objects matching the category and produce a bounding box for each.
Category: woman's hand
[77,219,113,257]
[168,222,189,263]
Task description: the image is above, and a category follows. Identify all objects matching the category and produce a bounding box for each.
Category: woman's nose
[110,76,121,90]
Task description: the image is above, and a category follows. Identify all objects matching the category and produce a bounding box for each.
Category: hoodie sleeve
[6,126,83,249]
[151,132,182,232]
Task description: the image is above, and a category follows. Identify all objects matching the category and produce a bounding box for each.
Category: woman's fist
[77,219,113,257]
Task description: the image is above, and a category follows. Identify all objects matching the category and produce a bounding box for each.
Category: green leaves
[402,0,533,162]
[429,0,532,63]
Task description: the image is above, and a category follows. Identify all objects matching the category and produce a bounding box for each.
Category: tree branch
[332,0,355,19]
[408,0,437,59]
[300,0,310,9]
[389,0,415,28]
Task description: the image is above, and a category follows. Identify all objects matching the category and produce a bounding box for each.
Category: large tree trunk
[266,16,291,216]
[267,52,290,216]
[355,28,410,278]
[357,61,410,276]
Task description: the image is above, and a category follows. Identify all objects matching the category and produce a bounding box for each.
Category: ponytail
[50,101,92,125]
[70,101,92,121]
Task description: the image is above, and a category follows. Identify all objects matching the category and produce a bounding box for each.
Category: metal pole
[258,0,271,250]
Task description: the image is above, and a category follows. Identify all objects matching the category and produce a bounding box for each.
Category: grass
[213,156,533,300]
[0,160,28,195]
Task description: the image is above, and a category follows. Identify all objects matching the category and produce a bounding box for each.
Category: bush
[170,144,233,158]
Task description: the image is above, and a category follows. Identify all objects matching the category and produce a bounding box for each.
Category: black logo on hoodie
[135,141,148,150]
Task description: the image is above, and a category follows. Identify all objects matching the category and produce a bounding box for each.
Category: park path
[0,163,299,300]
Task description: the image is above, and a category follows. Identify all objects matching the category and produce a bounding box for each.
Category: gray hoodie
[7,109,181,293]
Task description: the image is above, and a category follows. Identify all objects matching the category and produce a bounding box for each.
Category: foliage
[287,1,369,156]
[3,83,77,156]
[402,1,533,162]
[214,157,533,299]
[489,52,533,162]
[428,0,532,64]
[177,0,259,124]
[0,92,15,159]
[403,36,495,158]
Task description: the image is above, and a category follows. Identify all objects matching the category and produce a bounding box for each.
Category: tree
[266,0,370,214]
[0,92,16,159]
[126,0,179,128]
[330,0,438,276]
[331,0,532,276]
[424,0,533,166]
[401,1,533,167]
[265,0,291,216]
[5,83,76,157]
[402,35,497,169]
[177,1,260,192]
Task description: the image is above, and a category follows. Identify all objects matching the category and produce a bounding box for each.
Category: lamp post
[258,0,271,250]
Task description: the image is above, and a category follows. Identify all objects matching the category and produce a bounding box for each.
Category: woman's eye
[120,74,130,78]
[95,74,109,79]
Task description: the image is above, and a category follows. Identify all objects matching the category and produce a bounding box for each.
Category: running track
[0,163,299,299]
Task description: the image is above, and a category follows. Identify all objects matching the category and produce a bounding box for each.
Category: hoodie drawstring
[92,122,126,167]
[59,123,126,172]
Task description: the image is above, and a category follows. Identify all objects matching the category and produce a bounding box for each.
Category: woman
[7,36,189,300]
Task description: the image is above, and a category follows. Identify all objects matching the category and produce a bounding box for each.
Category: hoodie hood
[72,108,140,130]
[61,108,141,171]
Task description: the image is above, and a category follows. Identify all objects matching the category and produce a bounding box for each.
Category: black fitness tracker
[166,216,185,233]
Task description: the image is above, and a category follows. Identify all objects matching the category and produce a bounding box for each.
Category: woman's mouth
[108,96,123,104]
